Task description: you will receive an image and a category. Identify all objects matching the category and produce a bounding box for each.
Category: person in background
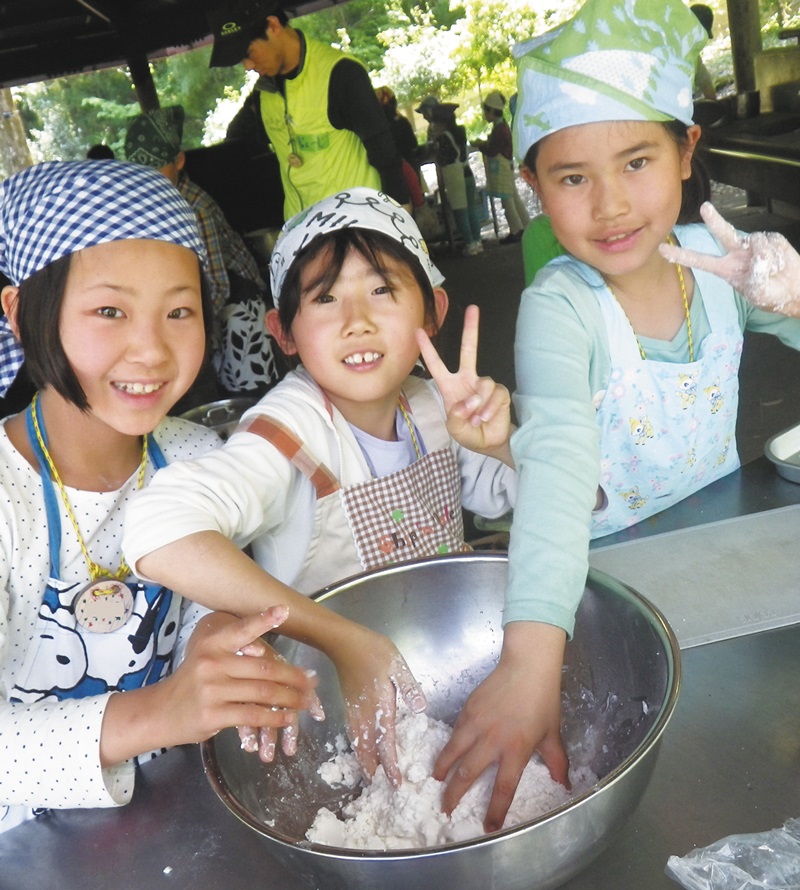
[125,106,279,398]
[415,96,438,131]
[472,90,530,245]
[435,0,800,833]
[206,0,408,219]
[691,4,716,101]
[225,86,273,157]
[123,187,516,793]
[86,143,115,160]
[519,213,566,286]
[430,102,485,256]
[375,85,424,210]
[375,86,420,174]
[0,159,318,833]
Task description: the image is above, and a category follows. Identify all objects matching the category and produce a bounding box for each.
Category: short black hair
[86,143,115,160]
[16,251,214,412]
[522,120,709,225]
[276,228,439,344]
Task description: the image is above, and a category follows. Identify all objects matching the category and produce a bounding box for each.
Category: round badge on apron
[72,578,135,633]
[25,395,151,634]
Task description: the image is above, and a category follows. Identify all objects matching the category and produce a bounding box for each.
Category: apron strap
[25,402,168,580]
[25,404,62,579]
[239,414,340,499]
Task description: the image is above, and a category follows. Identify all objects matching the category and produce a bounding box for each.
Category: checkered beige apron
[240,413,469,575]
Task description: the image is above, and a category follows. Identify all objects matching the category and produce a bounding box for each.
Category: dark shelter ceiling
[0,0,211,88]
[0,0,328,89]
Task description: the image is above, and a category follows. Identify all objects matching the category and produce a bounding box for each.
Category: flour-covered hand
[433,622,569,832]
[659,201,800,316]
[417,304,513,463]
[334,628,427,788]
[233,606,325,763]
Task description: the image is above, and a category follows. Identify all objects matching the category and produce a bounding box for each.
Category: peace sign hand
[659,201,800,316]
[416,304,514,465]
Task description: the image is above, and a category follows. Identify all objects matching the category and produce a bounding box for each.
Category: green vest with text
[259,37,381,220]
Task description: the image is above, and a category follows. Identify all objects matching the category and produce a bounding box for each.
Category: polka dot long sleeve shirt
[0,416,218,827]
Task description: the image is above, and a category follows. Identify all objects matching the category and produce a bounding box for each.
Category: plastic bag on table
[665,818,800,889]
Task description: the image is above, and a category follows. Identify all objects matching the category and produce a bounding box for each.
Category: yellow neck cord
[398,401,422,461]
[606,236,694,363]
[31,392,148,583]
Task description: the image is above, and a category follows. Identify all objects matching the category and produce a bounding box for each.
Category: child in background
[430,103,486,256]
[123,187,516,787]
[0,161,318,833]
[434,0,800,833]
[471,90,530,244]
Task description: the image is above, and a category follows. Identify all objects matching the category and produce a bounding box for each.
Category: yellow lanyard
[30,392,148,583]
[398,400,422,461]
[606,237,694,363]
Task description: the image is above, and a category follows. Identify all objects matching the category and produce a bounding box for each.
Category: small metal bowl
[202,554,680,890]
[180,397,258,441]
[765,421,800,484]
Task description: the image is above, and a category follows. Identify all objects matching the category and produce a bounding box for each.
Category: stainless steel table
[2,458,800,890]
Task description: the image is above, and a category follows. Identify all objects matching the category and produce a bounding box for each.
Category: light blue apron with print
[591,259,742,538]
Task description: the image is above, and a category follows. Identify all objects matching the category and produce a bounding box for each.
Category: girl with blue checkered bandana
[0,160,318,832]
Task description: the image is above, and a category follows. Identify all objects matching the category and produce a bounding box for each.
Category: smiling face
[56,238,206,438]
[269,246,447,438]
[528,120,700,288]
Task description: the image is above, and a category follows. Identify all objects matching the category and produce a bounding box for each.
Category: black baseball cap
[207,0,281,68]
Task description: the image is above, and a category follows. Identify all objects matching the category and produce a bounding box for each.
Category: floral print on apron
[591,268,743,538]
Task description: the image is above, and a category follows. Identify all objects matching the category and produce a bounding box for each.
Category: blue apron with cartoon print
[1,410,182,832]
[10,407,181,703]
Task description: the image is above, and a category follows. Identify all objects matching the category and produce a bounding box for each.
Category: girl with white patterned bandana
[0,160,318,832]
[124,186,517,792]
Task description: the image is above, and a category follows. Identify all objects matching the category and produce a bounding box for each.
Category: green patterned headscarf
[125,106,185,168]
[513,0,707,160]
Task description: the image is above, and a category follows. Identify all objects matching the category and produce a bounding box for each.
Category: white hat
[483,90,506,111]
[270,188,444,307]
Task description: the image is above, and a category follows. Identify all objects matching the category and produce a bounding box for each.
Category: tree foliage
[11,45,246,165]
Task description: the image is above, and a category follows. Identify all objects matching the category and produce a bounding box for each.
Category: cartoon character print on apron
[10,409,182,706]
[241,400,467,592]
[591,260,743,538]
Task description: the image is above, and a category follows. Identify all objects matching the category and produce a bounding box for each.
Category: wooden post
[726,0,762,92]
[0,88,33,178]
[127,53,160,112]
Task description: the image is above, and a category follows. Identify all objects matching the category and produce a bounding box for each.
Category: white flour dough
[306,712,597,850]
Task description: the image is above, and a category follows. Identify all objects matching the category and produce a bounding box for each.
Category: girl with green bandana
[434,0,800,834]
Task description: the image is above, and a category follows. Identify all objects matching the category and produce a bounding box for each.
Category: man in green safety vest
[207,0,410,221]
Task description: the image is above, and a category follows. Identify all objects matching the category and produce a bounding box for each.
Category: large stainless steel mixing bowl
[202,553,680,890]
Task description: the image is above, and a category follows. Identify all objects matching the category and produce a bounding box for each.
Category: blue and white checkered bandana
[0,160,206,287]
[0,315,23,398]
[0,160,206,397]
[270,187,444,307]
